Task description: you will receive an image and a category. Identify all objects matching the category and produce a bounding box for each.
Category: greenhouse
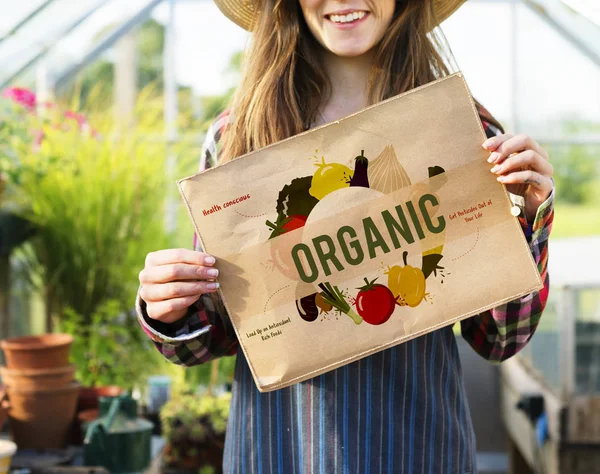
[0,0,598,472]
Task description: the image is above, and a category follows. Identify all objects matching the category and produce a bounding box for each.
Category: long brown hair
[221,0,502,163]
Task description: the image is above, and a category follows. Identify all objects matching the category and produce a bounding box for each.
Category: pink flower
[34,130,45,147]
[2,87,37,111]
[64,110,88,127]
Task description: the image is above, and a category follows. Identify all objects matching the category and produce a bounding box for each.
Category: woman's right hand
[139,249,219,324]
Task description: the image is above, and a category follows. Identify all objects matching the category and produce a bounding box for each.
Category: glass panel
[0,0,47,39]
[443,1,600,140]
[0,0,105,86]
[514,3,600,139]
[0,0,160,88]
[519,288,563,393]
[575,288,600,394]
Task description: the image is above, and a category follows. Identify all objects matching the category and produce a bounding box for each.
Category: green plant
[2,88,197,328]
[160,393,231,472]
[59,300,153,388]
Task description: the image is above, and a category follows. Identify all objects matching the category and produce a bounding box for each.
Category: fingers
[139,263,218,285]
[140,249,221,324]
[484,134,548,165]
[490,149,553,178]
[145,249,216,268]
[146,295,201,322]
[496,169,553,192]
[140,280,219,303]
[482,133,513,155]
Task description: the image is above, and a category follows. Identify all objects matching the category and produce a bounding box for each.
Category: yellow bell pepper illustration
[386,251,427,308]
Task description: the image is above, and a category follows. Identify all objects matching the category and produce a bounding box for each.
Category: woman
[137,1,554,472]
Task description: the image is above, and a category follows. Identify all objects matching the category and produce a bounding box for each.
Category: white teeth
[329,11,365,23]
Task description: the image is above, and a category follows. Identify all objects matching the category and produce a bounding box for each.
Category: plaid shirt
[136,108,554,474]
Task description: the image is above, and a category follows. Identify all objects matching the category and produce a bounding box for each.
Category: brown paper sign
[178,73,543,392]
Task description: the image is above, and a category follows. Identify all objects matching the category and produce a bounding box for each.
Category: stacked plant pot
[0,334,80,449]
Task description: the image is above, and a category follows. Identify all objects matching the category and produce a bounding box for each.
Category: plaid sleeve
[460,115,554,362]
[136,111,239,366]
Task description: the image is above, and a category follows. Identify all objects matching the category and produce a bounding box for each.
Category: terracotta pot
[8,381,80,449]
[77,385,122,412]
[1,333,73,369]
[0,386,8,430]
[0,364,76,390]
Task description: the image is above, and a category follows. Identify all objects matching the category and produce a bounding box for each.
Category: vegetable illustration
[283,215,308,232]
[386,251,427,308]
[354,278,396,325]
[420,165,447,276]
[318,282,362,325]
[309,158,353,200]
[315,293,333,314]
[367,145,411,194]
[421,254,444,279]
[266,214,308,239]
[266,215,305,279]
[427,165,448,192]
[296,293,319,322]
[276,176,319,219]
[349,150,370,188]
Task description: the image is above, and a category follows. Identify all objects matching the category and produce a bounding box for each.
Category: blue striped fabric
[222,327,477,474]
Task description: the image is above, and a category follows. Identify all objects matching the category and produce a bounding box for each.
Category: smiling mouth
[325,11,369,25]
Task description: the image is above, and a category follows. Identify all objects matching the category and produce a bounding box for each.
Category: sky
[0,0,599,136]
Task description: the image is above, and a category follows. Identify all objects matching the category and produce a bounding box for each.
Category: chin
[327,41,373,58]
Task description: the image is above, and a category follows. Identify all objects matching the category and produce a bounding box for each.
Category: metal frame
[522,0,600,67]
[0,0,58,45]
[0,0,111,90]
[52,0,164,90]
[559,287,578,402]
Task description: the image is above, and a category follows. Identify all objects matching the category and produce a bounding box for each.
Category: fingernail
[497,176,506,182]
[204,256,216,265]
[488,152,498,164]
[490,165,500,173]
[207,268,219,278]
[207,282,220,290]
[482,139,495,149]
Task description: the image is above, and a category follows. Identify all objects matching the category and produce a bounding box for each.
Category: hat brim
[214,0,467,32]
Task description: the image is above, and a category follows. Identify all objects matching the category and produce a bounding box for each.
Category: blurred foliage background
[0,17,240,397]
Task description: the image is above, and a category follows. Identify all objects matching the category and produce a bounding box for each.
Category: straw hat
[214,0,467,31]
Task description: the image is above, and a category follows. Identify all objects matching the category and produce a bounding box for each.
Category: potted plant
[160,392,231,473]
[1,87,200,444]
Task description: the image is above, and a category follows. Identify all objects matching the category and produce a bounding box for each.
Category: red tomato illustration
[355,278,396,325]
[266,215,309,280]
[282,214,308,233]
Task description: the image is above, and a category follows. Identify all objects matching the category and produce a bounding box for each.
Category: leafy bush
[59,300,160,389]
[160,393,231,472]
[1,87,197,325]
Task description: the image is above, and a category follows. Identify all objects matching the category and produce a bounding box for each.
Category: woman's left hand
[483,133,553,223]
